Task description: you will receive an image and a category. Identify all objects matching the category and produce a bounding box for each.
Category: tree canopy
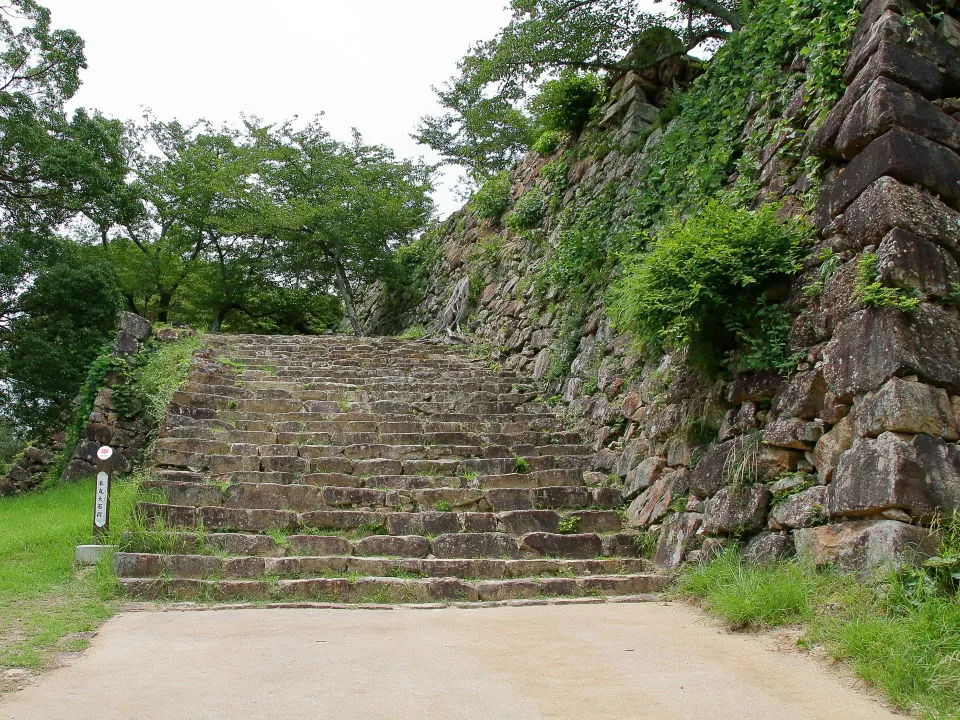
[415,0,748,180]
[0,2,436,436]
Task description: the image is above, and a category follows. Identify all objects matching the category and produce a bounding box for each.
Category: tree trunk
[211,305,230,332]
[331,258,363,336]
[157,292,172,323]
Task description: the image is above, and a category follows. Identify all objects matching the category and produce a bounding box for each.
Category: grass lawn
[679,541,960,720]
[0,477,138,669]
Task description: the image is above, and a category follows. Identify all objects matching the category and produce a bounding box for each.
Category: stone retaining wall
[369,0,960,573]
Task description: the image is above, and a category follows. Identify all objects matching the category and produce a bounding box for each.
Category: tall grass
[679,531,960,720]
[0,476,139,667]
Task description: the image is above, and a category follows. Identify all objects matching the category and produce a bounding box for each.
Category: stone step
[118,573,669,602]
[154,437,593,462]
[152,450,592,477]
[184,382,539,406]
[166,408,565,431]
[165,416,571,437]
[114,552,652,580]
[146,480,622,513]
[170,391,552,418]
[152,468,588,490]
[162,425,583,448]
[136,502,624,537]
[121,529,645,560]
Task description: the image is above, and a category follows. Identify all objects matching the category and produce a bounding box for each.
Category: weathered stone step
[184,382,538,406]
[162,425,582,448]
[146,480,622,513]
[136,502,624,537]
[166,416,571,437]
[167,407,565,432]
[114,552,651,580]
[235,379,530,393]
[170,391,552,418]
[154,437,593,464]
[118,573,669,602]
[122,528,645,560]
[153,449,592,477]
[153,467,588,490]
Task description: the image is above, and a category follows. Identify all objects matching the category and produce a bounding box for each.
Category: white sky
[42,0,515,217]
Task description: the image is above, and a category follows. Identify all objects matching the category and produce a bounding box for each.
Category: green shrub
[529,71,606,135]
[505,188,546,231]
[532,130,564,156]
[472,171,512,220]
[609,200,805,374]
[513,457,531,474]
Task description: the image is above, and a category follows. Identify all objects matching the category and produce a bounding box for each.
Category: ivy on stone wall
[538,0,860,379]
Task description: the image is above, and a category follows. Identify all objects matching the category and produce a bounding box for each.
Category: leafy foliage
[472,171,513,220]
[854,252,922,312]
[505,188,547,230]
[415,1,745,179]
[529,71,607,135]
[610,201,805,373]
[531,130,564,155]
[1,248,123,433]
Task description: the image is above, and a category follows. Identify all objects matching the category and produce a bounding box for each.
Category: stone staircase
[115,334,670,604]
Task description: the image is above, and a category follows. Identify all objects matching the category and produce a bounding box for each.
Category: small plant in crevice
[854,252,923,312]
[633,531,658,559]
[513,456,531,474]
[667,493,691,514]
[558,515,581,534]
[432,500,453,512]
[723,432,762,487]
[398,324,427,341]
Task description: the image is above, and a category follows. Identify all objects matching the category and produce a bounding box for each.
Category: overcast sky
[42,0,515,217]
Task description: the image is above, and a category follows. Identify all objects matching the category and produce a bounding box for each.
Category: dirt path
[0,601,899,720]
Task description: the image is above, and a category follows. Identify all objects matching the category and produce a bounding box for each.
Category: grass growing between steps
[0,477,140,670]
[678,537,960,720]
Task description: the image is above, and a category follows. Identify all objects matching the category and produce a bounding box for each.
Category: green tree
[1,245,122,433]
[253,120,434,335]
[103,118,264,322]
[416,0,747,179]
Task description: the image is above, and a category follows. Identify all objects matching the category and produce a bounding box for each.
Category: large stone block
[847,7,957,85]
[877,228,960,298]
[836,77,960,159]
[822,305,960,401]
[742,532,795,565]
[118,311,152,341]
[626,469,689,528]
[773,370,827,420]
[702,484,770,535]
[851,377,959,440]
[815,415,855,483]
[770,485,828,530]
[794,520,939,574]
[837,177,960,252]
[623,456,667,501]
[816,129,960,229]
[813,41,943,158]
[653,512,703,570]
[829,432,960,519]
[688,441,737,498]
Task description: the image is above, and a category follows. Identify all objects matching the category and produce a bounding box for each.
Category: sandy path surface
[0,601,899,720]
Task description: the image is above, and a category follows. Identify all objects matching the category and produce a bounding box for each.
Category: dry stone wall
[369,0,960,573]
